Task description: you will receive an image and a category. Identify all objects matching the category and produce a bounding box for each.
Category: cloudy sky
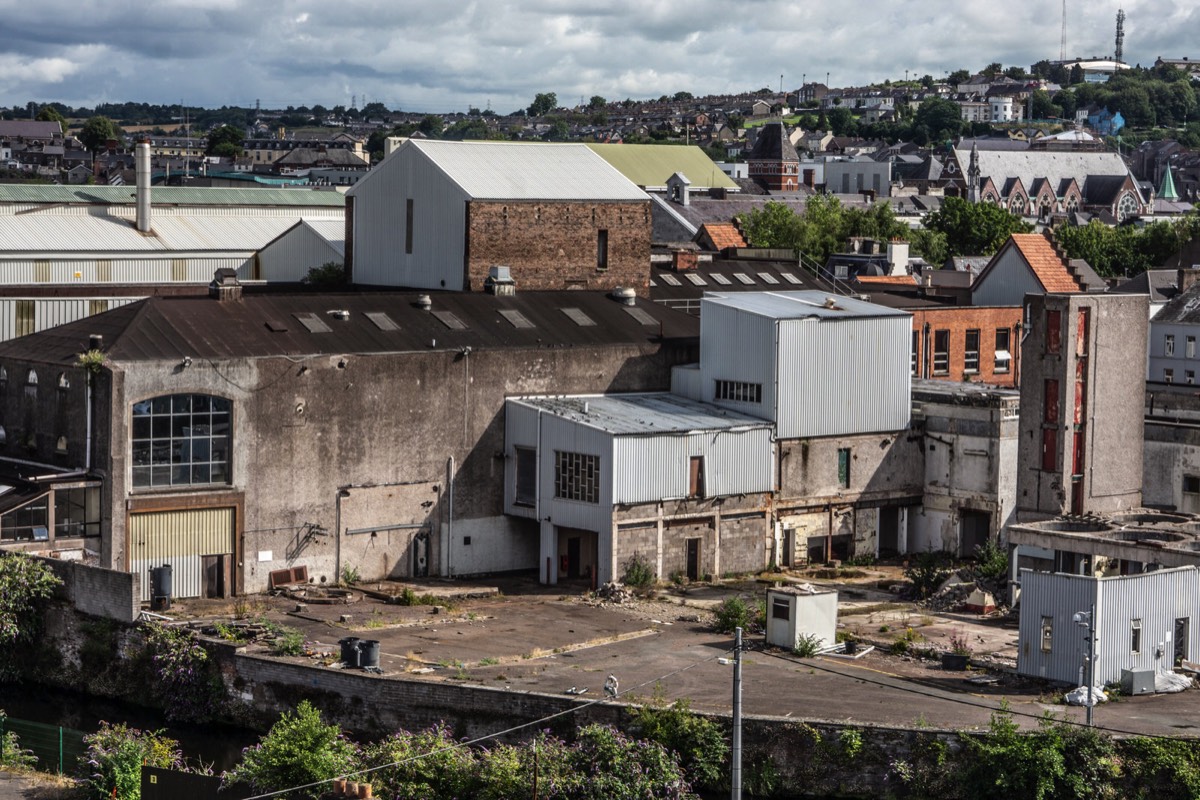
[0,0,1194,114]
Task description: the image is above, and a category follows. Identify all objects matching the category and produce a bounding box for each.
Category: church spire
[967,140,980,203]
[1159,164,1180,202]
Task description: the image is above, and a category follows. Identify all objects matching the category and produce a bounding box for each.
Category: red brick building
[909,306,1024,387]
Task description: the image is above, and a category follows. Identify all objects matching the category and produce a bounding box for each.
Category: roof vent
[610,287,637,306]
[416,294,433,310]
[823,296,840,309]
[326,309,350,320]
[88,334,104,351]
[209,268,242,302]
[485,265,516,296]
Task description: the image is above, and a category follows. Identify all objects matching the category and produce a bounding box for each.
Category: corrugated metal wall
[537,413,613,533]
[0,297,142,341]
[776,315,911,437]
[0,256,252,285]
[258,226,343,282]
[699,300,777,417]
[504,400,541,518]
[128,507,235,601]
[349,147,467,289]
[1017,568,1200,685]
[670,364,702,400]
[612,428,774,503]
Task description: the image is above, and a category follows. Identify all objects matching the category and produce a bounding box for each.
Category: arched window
[131,394,231,488]
[55,436,67,454]
[26,370,37,386]
[1009,194,1026,215]
[1117,192,1140,222]
[57,373,69,390]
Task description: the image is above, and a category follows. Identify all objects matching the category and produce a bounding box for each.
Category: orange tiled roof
[699,223,747,250]
[854,275,917,286]
[1009,233,1081,293]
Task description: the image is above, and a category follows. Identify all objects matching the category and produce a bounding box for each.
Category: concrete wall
[466,201,650,296]
[48,333,692,594]
[37,556,138,623]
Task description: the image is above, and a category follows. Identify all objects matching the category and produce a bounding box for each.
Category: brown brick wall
[910,306,1023,387]
[465,201,650,295]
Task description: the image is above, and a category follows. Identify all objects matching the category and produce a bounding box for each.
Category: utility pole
[1074,606,1096,726]
[731,627,743,800]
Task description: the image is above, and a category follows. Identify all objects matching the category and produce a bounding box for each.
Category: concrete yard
[170,572,1200,738]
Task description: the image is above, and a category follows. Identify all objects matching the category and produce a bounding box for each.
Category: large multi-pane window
[554,451,600,504]
[964,329,980,374]
[132,394,231,489]
[932,330,950,375]
[54,486,101,538]
[1,497,48,542]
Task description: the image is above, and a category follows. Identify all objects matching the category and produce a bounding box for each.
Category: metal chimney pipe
[135,141,151,233]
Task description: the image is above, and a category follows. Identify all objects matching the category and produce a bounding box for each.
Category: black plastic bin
[150,564,173,611]
[339,637,361,668]
[359,639,380,669]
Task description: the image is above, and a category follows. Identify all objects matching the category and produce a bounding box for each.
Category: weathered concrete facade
[1017,293,1147,520]
[465,201,650,295]
[0,289,699,596]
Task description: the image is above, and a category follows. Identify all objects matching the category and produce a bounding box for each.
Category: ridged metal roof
[586,144,739,190]
[0,212,323,252]
[0,185,345,207]
[703,290,910,320]
[401,140,649,201]
[511,392,770,436]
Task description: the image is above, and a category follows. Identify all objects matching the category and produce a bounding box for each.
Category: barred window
[554,451,600,504]
[715,380,762,404]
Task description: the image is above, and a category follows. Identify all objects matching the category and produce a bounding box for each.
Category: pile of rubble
[923,572,1007,615]
[595,582,637,604]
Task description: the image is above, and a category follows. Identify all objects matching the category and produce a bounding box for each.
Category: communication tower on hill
[1115,8,1126,64]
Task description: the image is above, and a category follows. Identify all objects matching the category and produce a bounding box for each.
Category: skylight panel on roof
[623,306,658,325]
[432,310,468,330]
[293,313,331,333]
[561,308,596,327]
[264,320,289,332]
[733,273,755,285]
[685,273,707,286]
[660,274,682,286]
[711,274,732,285]
[499,309,535,329]
[649,279,658,287]
[365,312,399,331]
[780,273,803,284]
[758,273,780,285]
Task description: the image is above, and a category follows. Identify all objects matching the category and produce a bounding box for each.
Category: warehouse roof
[702,290,911,321]
[352,140,648,202]
[586,144,739,191]
[0,185,345,207]
[0,287,698,365]
[510,392,770,436]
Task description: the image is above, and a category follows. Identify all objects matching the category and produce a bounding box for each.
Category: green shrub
[269,627,305,657]
[628,695,728,790]
[973,539,1009,582]
[340,564,361,586]
[793,633,823,658]
[81,722,186,800]
[905,550,952,599]
[621,552,656,591]
[712,597,753,634]
[303,261,346,287]
[0,710,36,771]
[222,701,356,799]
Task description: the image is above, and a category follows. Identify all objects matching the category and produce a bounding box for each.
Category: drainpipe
[334,487,350,585]
[444,456,454,578]
[85,373,93,471]
[922,322,931,379]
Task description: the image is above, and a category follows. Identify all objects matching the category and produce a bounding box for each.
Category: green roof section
[0,184,345,207]
[586,144,739,191]
[1159,166,1180,202]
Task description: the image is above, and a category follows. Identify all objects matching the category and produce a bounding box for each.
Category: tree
[673,91,694,102]
[982,62,1004,78]
[948,69,971,85]
[827,107,856,136]
[921,196,1033,257]
[79,115,120,153]
[737,201,805,251]
[0,553,60,646]
[303,262,346,286]
[1069,64,1085,85]
[1004,65,1028,80]
[418,115,443,137]
[1030,90,1060,120]
[527,92,557,117]
[34,106,65,133]
[589,95,607,110]
[222,701,356,799]
[205,124,244,157]
[913,97,963,143]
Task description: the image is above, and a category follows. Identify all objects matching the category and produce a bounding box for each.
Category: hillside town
[3,10,1200,797]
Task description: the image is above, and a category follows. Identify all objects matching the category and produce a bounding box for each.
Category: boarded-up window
[89,300,109,316]
[837,448,851,488]
[1076,308,1090,356]
[514,446,537,506]
[96,260,112,282]
[1044,379,1059,423]
[1046,310,1062,353]
[34,261,50,283]
[171,259,187,282]
[1072,430,1086,475]
[1041,428,1057,471]
[689,456,705,498]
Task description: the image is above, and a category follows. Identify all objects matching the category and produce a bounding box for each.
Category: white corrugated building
[257,219,346,282]
[345,139,651,294]
[693,291,912,437]
[505,392,774,585]
[0,169,344,340]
